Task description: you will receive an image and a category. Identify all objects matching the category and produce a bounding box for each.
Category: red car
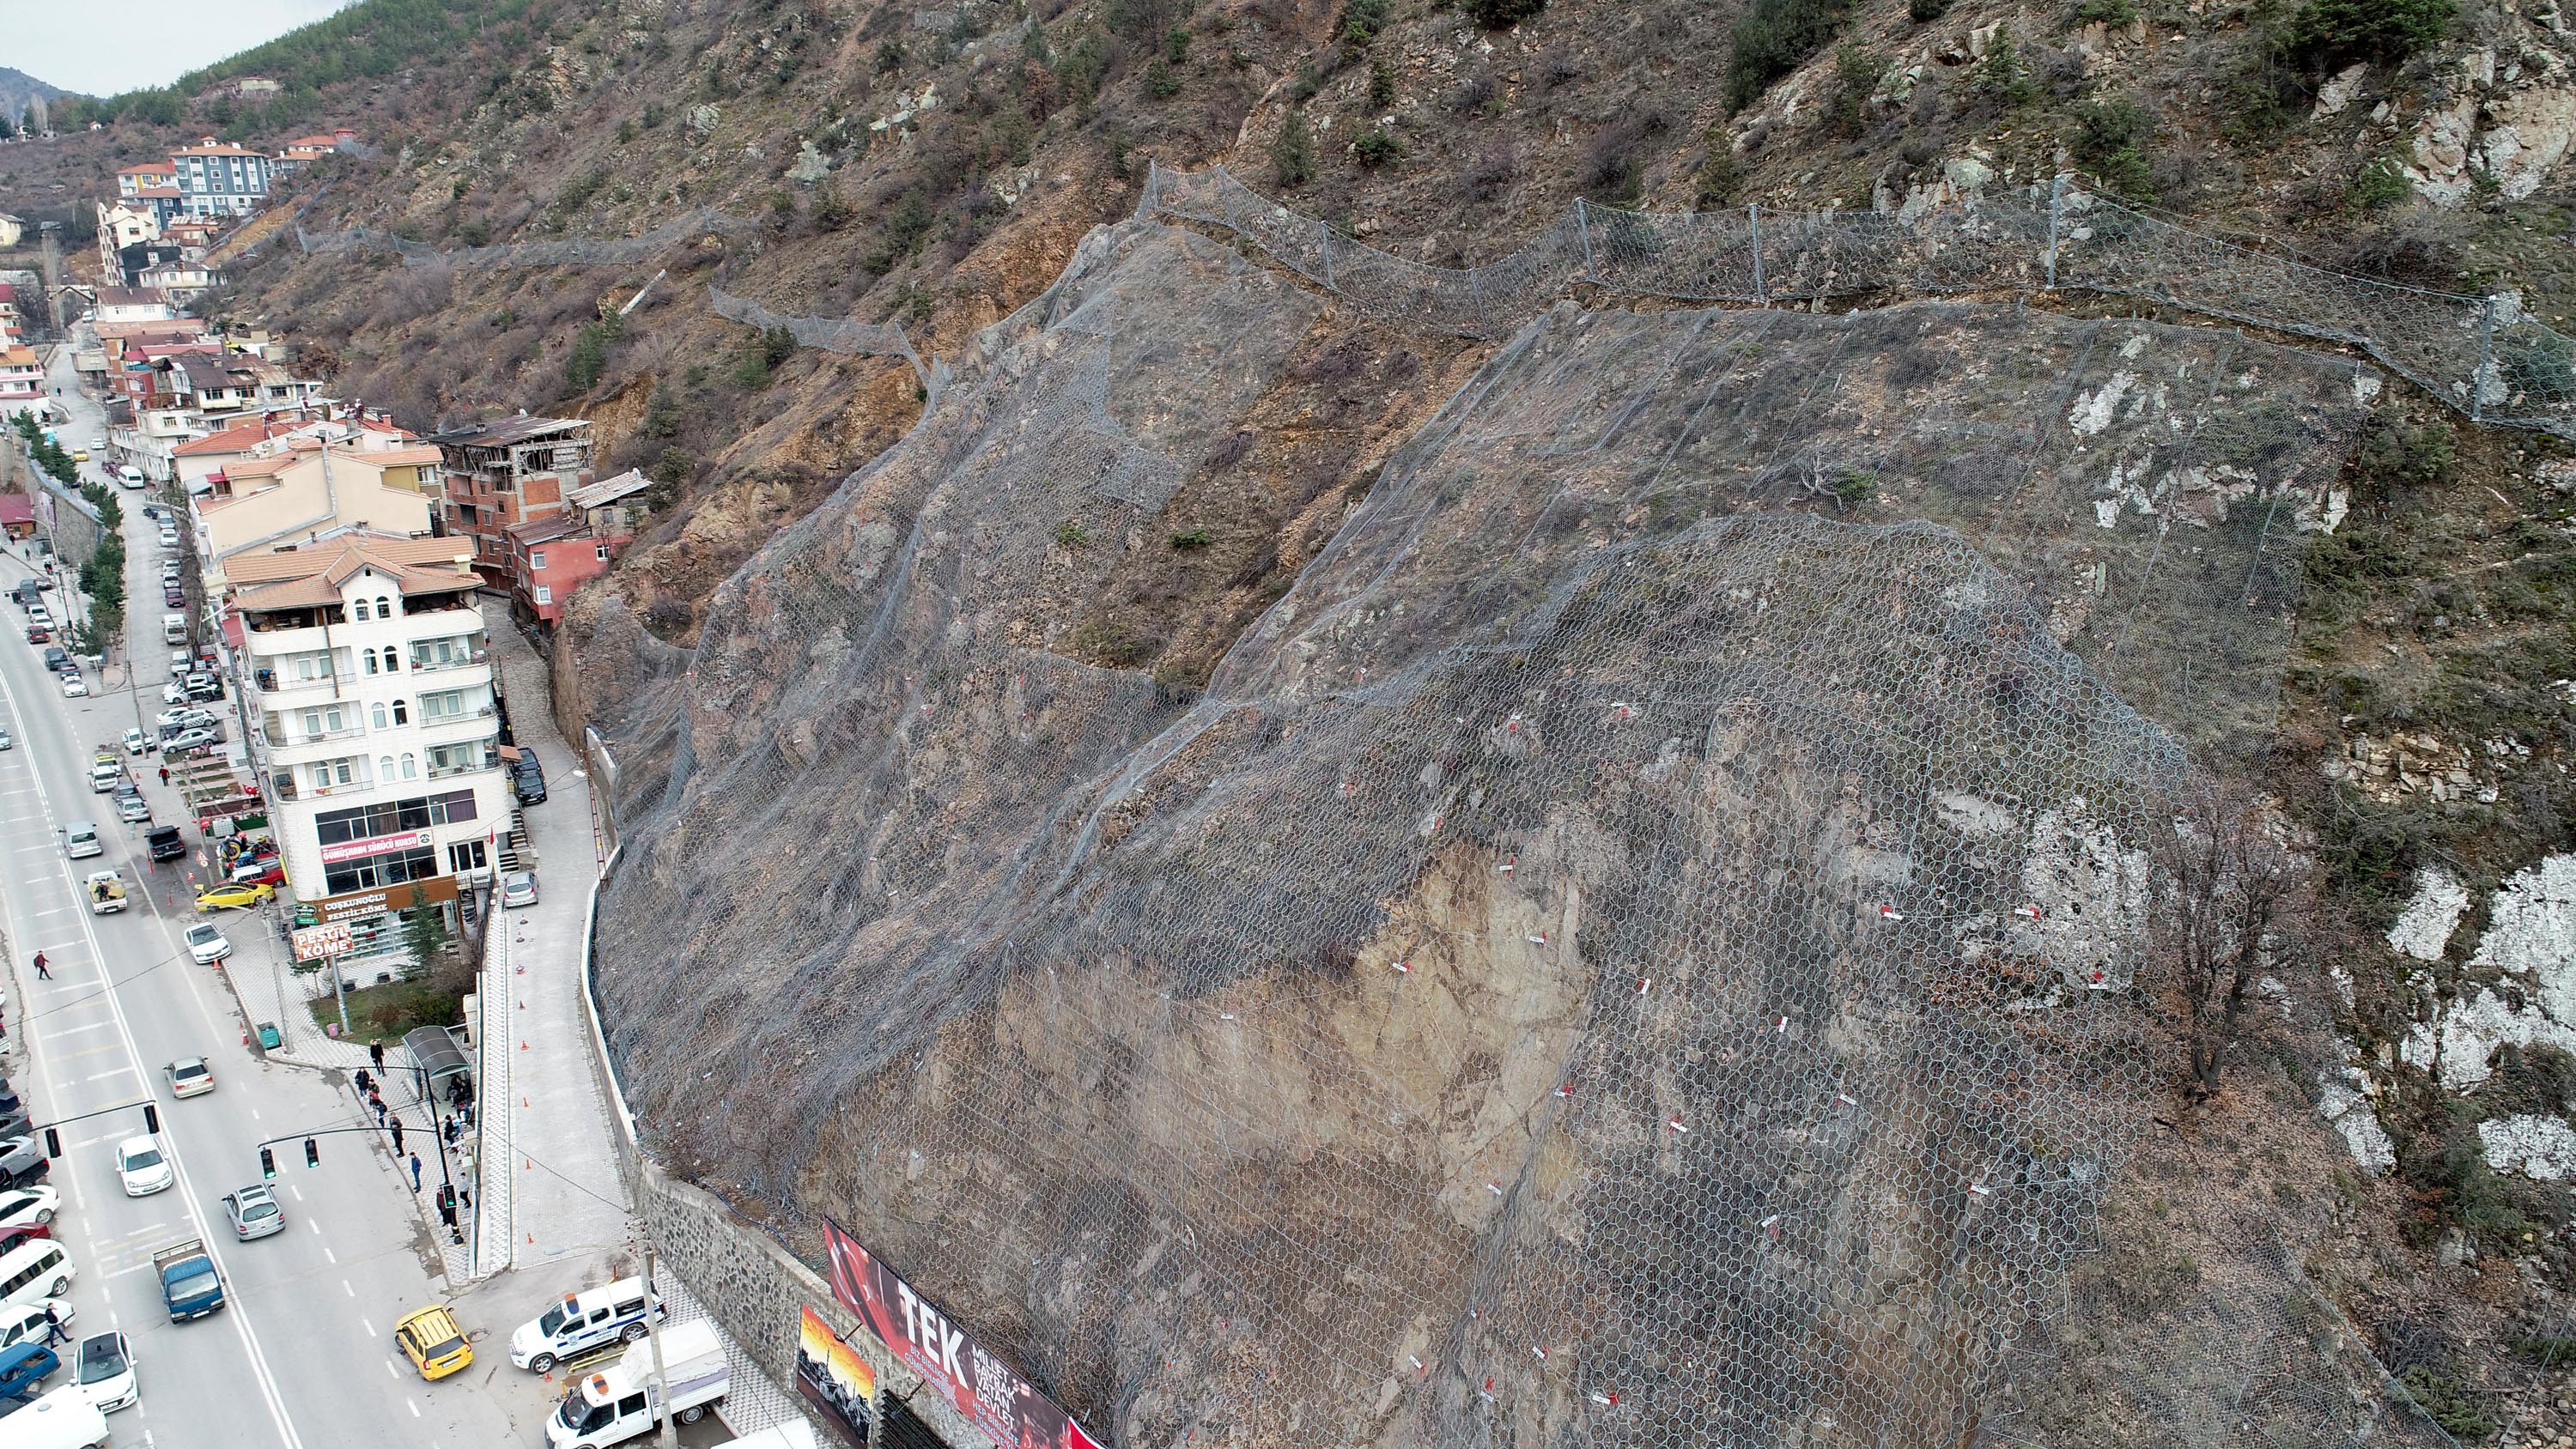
[228,860,285,888]
[22,625,44,644]
[0,1222,51,1252]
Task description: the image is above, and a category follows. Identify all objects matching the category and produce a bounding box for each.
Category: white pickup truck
[544,1320,726,1449]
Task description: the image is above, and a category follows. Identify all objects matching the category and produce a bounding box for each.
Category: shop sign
[290,922,353,961]
[823,1218,1103,1449]
[297,874,459,926]
[797,1307,876,1446]
[319,828,434,864]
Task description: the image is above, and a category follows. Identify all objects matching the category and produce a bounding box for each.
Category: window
[351,600,370,621]
[448,840,487,874]
[376,596,392,617]
[319,844,440,895]
[381,646,401,673]
[363,650,378,676]
[392,700,409,725]
[400,754,417,780]
[379,755,395,781]
[420,689,467,721]
[313,791,474,846]
[531,551,547,570]
[300,706,343,737]
[534,585,552,606]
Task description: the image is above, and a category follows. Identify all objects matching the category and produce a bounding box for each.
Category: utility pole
[644,1244,677,1449]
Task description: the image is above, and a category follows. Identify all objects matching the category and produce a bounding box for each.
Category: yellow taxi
[192,881,275,912]
[394,1305,473,1380]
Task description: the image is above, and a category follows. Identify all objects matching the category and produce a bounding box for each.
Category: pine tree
[400,887,449,976]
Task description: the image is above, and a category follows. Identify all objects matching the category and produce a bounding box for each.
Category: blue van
[0,1342,62,1399]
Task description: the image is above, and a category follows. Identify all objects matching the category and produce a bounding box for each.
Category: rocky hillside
[23,0,2576,1440]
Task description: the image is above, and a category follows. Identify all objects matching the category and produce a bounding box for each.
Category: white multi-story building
[228,533,510,978]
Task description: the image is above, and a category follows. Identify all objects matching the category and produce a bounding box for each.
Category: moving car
[0,1300,71,1355]
[162,1060,212,1099]
[71,1333,131,1413]
[0,1192,58,1234]
[501,870,539,909]
[393,1306,473,1381]
[220,1185,282,1241]
[181,925,228,965]
[112,1139,171,1197]
[118,466,145,488]
[191,882,270,912]
[0,727,10,750]
[59,825,99,862]
[143,826,186,863]
[120,729,145,756]
[81,873,125,915]
[149,1240,221,1323]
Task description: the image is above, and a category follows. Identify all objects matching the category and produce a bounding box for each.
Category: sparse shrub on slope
[2070,94,2157,201]
[2287,0,2454,67]
[1463,0,1546,27]
[1725,0,1852,112]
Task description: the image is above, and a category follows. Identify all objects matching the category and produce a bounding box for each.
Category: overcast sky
[14,0,361,96]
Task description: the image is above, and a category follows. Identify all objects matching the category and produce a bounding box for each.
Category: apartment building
[429,415,594,589]
[190,431,442,585]
[229,535,507,977]
[171,141,275,218]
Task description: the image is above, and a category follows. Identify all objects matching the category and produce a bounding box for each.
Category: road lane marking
[344,1280,355,1298]
[362,1319,376,1337]
[83,1070,131,1082]
[58,1045,118,1061]
[0,687,310,1449]
[48,1022,109,1036]
[28,907,69,919]
[101,1264,149,1279]
[408,1399,420,1418]
[322,1246,335,1264]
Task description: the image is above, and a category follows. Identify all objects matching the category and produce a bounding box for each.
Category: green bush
[1271,112,1316,186]
[1341,0,1389,44]
[1463,0,1546,25]
[1369,55,1396,108]
[2350,155,2410,209]
[2074,0,2137,23]
[1352,128,1405,167]
[2397,1367,2500,1440]
[1975,30,2041,106]
[1169,527,1213,548]
[564,315,622,396]
[1827,41,1879,137]
[2287,0,2453,66]
[1696,127,1741,204]
[1724,0,1853,112]
[1909,0,1951,17]
[2069,94,2156,199]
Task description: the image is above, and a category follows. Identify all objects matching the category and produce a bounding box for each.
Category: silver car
[500,870,538,909]
[221,1184,283,1240]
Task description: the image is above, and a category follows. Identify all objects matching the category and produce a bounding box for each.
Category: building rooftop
[427,415,591,448]
[505,515,585,546]
[0,495,33,528]
[94,286,169,309]
[116,162,177,177]
[566,468,653,510]
[226,533,471,584]
[234,537,477,611]
[172,143,268,158]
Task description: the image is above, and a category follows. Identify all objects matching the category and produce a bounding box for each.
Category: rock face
[2387,866,2471,961]
[590,222,2370,1448]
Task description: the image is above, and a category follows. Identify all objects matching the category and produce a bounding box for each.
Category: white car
[155,707,215,733]
[161,682,185,706]
[121,728,147,756]
[0,1298,70,1354]
[501,870,538,909]
[182,923,229,966]
[113,1137,172,1197]
[59,674,86,698]
[0,1188,59,1232]
[75,1330,134,1412]
[164,1058,214,1099]
[118,466,146,488]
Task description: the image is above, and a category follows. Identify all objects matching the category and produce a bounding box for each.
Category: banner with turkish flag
[823,1217,1104,1449]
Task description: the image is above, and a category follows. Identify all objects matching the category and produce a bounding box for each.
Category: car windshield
[123,1148,161,1172]
[243,1200,276,1221]
[422,1332,465,1361]
[186,926,217,944]
[174,1064,204,1079]
[76,1340,124,1383]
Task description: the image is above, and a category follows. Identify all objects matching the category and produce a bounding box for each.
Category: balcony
[426,740,501,780]
[408,647,489,676]
[252,667,345,702]
[415,708,499,748]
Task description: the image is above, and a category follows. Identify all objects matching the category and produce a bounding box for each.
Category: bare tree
[2148,778,2316,1104]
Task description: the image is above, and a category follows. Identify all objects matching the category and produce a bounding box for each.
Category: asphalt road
[0,349,532,1446]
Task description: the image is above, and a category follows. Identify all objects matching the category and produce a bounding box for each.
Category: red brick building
[428,415,594,591]
[502,470,651,631]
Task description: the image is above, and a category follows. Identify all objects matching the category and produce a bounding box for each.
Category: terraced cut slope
[590,221,2374,1448]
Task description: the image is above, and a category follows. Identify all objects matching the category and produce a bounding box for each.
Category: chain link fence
[1140,162,2576,439]
[295,205,756,269]
[707,286,932,391]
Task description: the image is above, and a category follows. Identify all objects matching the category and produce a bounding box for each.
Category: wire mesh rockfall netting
[1141,163,2575,440]
[586,217,2385,1449]
[294,205,754,268]
[706,286,929,385]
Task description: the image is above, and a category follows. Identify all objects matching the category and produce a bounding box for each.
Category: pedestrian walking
[29,952,46,981]
[156,765,167,785]
[41,1303,64,1347]
[353,1068,373,1097]
[408,1152,422,1191]
[371,1097,386,1127]
[368,1040,385,1071]
[390,1118,404,1155]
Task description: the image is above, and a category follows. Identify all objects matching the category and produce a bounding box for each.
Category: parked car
[20,624,43,645]
[58,675,86,699]
[117,466,146,488]
[112,1138,172,1197]
[144,826,185,863]
[160,730,216,756]
[114,794,148,825]
[155,707,215,733]
[120,729,146,756]
[501,871,539,909]
[160,681,186,705]
[0,1300,70,1355]
[220,1185,282,1242]
[183,675,220,702]
[191,882,270,912]
[0,1343,60,1403]
[0,1191,57,1233]
[511,750,547,804]
[0,728,11,751]
[73,1331,132,1413]
[0,1139,50,1191]
[181,925,228,966]
[161,588,183,609]
[25,606,47,628]
[39,647,66,674]
[227,859,283,889]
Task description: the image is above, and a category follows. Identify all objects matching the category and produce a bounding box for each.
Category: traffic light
[39,1129,58,1160]
[302,1137,319,1169]
[143,1104,159,1135]
[259,1147,276,1180]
